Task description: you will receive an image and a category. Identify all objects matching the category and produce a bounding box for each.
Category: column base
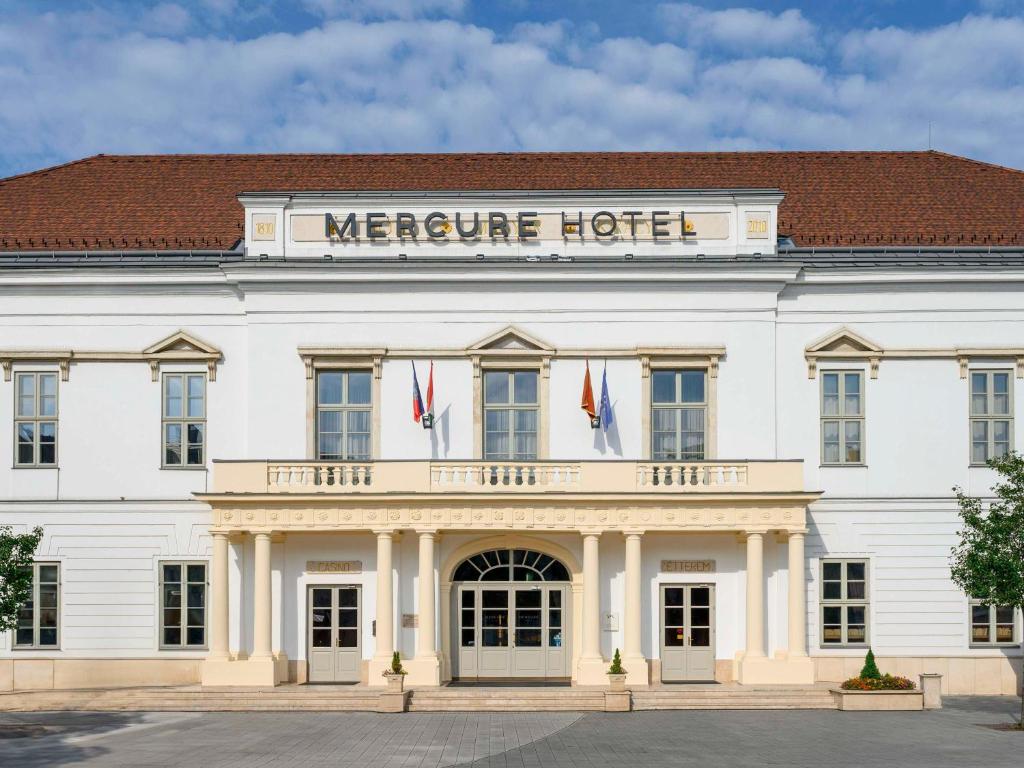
[576,656,608,686]
[622,655,650,686]
[201,656,280,687]
[737,655,815,685]
[404,654,442,687]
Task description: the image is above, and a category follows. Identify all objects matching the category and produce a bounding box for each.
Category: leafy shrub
[859,649,882,680]
[840,674,915,691]
[386,651,406,675]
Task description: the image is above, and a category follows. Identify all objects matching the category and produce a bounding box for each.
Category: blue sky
[1,1,1023,177]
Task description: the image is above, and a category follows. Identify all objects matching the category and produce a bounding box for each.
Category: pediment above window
[468,326,554,354]
[143,330,220,356]
[805,327,882,379]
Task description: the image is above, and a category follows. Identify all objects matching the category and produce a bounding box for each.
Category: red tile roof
[1,151,1022,250]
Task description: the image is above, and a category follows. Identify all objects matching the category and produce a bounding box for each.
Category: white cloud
[656,3,816,53]
[0,9,1023,175]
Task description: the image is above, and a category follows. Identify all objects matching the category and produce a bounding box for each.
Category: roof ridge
[0,154,107,185]
[927,149,1024,176]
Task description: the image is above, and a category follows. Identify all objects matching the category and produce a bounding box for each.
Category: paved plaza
[0,697,1021,767]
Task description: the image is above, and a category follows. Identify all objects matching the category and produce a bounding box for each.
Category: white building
[0,151,1021,695]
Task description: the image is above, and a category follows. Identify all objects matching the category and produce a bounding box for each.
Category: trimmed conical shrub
[608,648,625,674]
[860,648,881,680]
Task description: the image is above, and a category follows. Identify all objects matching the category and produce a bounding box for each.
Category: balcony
[209,459,806,496]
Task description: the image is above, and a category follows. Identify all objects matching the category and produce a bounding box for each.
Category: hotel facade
[0,151,1022,695]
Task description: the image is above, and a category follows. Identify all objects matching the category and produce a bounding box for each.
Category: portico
[197,459,819,688]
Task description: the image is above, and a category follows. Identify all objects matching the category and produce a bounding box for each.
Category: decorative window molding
[641,355,720,461]
[298,350,383,460]
[805,326,1024,380]
[0,330,223,383]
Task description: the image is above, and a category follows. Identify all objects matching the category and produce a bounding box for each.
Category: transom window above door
[453,549,570,582]
[483,370,539,460]
[316,370,371,460]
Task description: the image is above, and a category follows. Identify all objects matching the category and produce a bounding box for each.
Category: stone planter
[831,689,923,711]
[607,673,627,693]
[919,673,942,710]
[383,672,405,693]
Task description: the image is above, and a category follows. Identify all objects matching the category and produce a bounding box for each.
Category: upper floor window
[820,559,868,646]
[317,370,371,460]
[821,371,863,465]
[969,599,1018,646]
[483,370,538,460]
[651,369,706,461]
[970,370,1012,464]
[163,373,206,467]
[14,563,60,648]
[14,372,58,467]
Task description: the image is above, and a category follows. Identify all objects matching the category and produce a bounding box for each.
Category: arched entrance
[450,548,572,680]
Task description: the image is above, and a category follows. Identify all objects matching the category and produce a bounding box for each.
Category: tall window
[483,370,538,460]
[14,372,58,467]
[820,559,868,646]
[163,373,206,467]
[160,562,207,648]
[970,599,1018,645]
[651,369,707,460]
[970,370,1012,464]
[821,371,863,464]
[15,563,60,648]
[317,371,371,460]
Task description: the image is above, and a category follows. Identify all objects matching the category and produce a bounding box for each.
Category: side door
[660,584,715,682]
[307,585,361,683]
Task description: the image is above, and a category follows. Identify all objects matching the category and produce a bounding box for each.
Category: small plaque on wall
[306,560,362,574]
[661,559,715,573]
[402,613,418,629]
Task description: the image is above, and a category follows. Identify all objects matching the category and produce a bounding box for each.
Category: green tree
[0,526,43,632]
[951,451,1024,729]
[608,648,624,675]
[859,649,881,680]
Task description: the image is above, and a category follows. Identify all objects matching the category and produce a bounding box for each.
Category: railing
[211,459,798,495]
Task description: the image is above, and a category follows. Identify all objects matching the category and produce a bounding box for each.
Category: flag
[599,364,613,432]
[412,361,425,423]
[581,360,597,424]
[423,361,435,428]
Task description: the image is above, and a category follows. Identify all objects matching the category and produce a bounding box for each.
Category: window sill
[158,647,209,652]
[819,644,869,650]
[819,464,867,469]
[159,466,208,471]
[12,646,61,651]
[969,643,1020,649]
[11,465,59,470]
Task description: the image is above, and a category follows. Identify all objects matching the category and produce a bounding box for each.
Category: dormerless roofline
[238,188,786,201]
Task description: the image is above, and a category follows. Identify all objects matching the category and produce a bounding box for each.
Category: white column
[374,531,394,660]
[209,532,230,660]
[623,532,643,661]
[416,530,437,658]
[582,532,602,661]
[745,532,765,659]
[252,532,272,660]
[788,531,808,657]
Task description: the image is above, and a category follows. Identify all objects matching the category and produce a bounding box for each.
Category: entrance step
[407,687,606,712]
[632,687,837,710]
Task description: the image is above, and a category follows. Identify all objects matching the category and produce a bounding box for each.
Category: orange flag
[581,360,597,420]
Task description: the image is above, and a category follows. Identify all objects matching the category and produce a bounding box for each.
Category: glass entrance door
[660,584,715,682]
[307,585,361,683]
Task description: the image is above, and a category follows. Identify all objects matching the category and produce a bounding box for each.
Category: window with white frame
[160,562,207,648]
[14,563,60,648]
[483,370,539,460]
[970,599,1018,645]
[162,373,206,467]
[316,370,371,460]
[970,370,1012,464]
[821,371,863,465]
[651,369,707,460]
[820,559,868,646]
[14,372,58,467]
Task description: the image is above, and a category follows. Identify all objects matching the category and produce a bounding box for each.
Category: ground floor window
[14,562,60,648]
[160,561,207,648]
[820,559,868,646]
[970,600,1018,645]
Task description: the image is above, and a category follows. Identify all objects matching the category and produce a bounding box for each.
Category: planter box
[831,689,923,711]
[383,673,405,693]
[607,673,627,693]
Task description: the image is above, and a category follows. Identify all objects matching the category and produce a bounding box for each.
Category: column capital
[623,529,645,538]
[413,528,439,537]
[372,528,397,538]
[580,529,603,539]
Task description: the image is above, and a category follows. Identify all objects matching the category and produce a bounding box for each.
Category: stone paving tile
[0,698,1020,768]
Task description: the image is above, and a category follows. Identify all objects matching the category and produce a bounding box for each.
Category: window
[316,371,371,460]
[160,562,207,648]
[970,370,1012,464]
[452,548,570,582]
[970,599,1018,645]
[821,371,863,464]
[820,559,868,646]
[14,372,58,467]
[651,369,707,460]
[483,370,538,460]
[14,563,60,648]
[162,373,206,467]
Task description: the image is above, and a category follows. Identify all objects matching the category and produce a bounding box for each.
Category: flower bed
[841,674,916,691]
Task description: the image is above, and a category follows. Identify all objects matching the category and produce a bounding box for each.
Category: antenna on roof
[928,121,932,151]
